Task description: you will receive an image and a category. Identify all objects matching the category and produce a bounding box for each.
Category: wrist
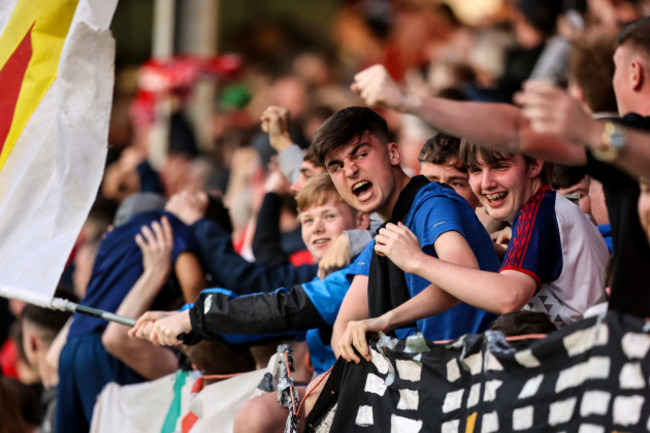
[271,134,292,153]
[142,267,170,283]
[380,311,396,331]
[398,92,422,114]
[590,120,626,163]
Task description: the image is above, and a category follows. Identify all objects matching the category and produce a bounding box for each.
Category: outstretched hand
[374,222,423,274]
[514,80,596,145]
[136,216,173,277]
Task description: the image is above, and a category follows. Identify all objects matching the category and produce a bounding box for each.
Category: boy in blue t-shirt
[308,107,500,364]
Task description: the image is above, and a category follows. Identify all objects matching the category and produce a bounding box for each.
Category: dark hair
[302,148,324,169]
[569,35,617,113]
[204,193,233,235]
[418,133,466,170]
[551,164,588,189]
[0,377,40,432]
[310,106,389,163]
[21,287,78,345]
[616,16,650,57]
[489,311,556,336]
[459,141,548,184]
[182,340,255,385]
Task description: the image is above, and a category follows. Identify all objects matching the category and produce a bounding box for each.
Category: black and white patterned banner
[305,311,650,432]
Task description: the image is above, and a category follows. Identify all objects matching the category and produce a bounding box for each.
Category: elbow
[101,326,125,358]
[494,295,528,315]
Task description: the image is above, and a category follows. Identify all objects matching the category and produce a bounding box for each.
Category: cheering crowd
[1,0,650,431]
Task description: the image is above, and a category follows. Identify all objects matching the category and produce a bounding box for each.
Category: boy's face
[639,177,650,245]
[290,160,326,195]
[299,198,360,260]
[324,131,401,217]
[419,159,479,210]
[468,154,542,223]
[556,176,592,219]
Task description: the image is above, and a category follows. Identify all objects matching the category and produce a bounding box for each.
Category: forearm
[379,284,459,330]
[115,270,168,318]
[616,128,650,178]
[331,276,369,356]
[277,144,304,184]
[401,95,523,153]
[188,287,326,339]
[175,253,206,303]
[410,255,531,314]
[104,270,178,379]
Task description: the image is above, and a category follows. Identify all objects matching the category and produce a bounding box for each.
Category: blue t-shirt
[398,182,500,340]
[68,210,196,338]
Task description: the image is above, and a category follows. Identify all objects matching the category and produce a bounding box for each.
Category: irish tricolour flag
[0,0,118,306]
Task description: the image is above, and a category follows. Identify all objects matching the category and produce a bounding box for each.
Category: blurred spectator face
[556,176,592,219]
[589,179,610,226]
[639,177,650,244]
[73,241,98,299]
[290,160,326,195]
[611,44,643,116]
[420,159,479,210]
[299,198,359,261]
[468,154,543,223]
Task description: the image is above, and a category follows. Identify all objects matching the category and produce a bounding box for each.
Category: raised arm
[166,190,317,293]
[102,217,179,379]
[352,64,587,165]
[517,80,650,178]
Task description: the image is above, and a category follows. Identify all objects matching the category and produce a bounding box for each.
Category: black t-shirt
[586,113,650,318]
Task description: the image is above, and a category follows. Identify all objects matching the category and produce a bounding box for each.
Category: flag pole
[50,298,136,327]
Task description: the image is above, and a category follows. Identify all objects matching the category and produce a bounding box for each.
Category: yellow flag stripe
[0,1,37,70]
[0,0,80,171]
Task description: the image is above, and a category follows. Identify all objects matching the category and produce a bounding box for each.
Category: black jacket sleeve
[188,286,327,341]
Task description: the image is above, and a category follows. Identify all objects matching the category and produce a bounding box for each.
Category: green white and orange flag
[0,0,118,306]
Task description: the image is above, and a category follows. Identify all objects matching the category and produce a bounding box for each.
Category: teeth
[353,181,369,192]
[314,239,329,245]
[486,192,507,201]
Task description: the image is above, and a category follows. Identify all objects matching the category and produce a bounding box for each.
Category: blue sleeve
[190,219,318,294]
[344,241,374,277]
[301,264,356,325]
[409,194,470,257]
[500,193,562,286]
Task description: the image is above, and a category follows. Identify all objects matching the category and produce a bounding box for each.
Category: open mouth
[313,238,330,246]
[352,181,372,199]
[485,192,507,204]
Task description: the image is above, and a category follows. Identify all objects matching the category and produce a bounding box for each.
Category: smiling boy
[356,144,609,354]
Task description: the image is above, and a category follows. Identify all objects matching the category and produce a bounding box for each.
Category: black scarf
[367,175,430,327]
